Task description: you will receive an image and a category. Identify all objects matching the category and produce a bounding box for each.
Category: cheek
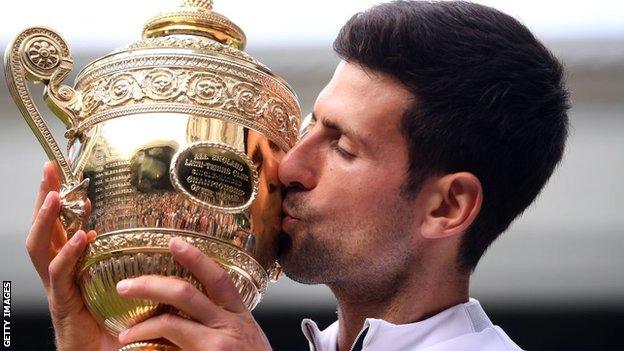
[318,168,404,221]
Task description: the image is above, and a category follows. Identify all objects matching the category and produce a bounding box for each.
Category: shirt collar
[301,298,493,351]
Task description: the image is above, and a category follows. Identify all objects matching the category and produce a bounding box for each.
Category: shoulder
[420,325,524,351]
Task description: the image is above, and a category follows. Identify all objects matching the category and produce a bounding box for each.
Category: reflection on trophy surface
[4,0,301,349]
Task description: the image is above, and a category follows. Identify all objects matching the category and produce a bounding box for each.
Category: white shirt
[301,298,523,351]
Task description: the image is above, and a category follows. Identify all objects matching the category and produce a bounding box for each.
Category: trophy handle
[4,27,89,234]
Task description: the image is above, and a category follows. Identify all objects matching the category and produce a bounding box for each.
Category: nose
[278,132,320,191]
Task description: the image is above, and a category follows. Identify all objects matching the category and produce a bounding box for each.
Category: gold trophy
[4,1,301,349]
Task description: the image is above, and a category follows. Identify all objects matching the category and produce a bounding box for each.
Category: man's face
[278,61,425,290]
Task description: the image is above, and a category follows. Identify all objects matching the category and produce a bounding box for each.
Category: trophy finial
[143,0,246,49]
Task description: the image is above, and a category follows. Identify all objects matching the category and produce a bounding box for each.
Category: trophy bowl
[4,1,301,349]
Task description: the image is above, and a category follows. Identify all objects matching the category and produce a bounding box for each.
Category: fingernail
[172,238,188,253]
[41,192,53,210]
[117,279,132,293]
[118,329,128,340]
[69,231,84,246]
[42,162,49,180]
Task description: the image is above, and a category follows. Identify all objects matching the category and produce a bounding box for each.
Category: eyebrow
[312,112,369,151]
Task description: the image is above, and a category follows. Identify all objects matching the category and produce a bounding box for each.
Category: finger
[26,191,62,285]
[169,238,246,313]
[116,276,221,325]
[49,219,67,252]
[86,230,97,243]
[48,230,88,305]
[118,313,214,350]
[83,198,92,224]
[31,162,61,223]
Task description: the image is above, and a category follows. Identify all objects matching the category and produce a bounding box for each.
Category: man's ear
[420,172,482,239]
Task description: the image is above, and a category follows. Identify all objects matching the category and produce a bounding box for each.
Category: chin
[281,264,326,285]
[276,230,340,285]
[275,231,310,282]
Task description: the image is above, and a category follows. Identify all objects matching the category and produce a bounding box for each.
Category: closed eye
[330,140,355,159]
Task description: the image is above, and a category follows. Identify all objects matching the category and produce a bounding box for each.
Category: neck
[329,270,469,351]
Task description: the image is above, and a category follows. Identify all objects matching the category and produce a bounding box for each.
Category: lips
[281,215,298,230]
[280,206,300,230]
[282,206,299,221]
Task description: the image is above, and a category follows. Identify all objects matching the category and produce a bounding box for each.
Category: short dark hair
[333,1,570,271]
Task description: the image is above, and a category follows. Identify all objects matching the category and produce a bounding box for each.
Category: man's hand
[116,237,272,351]
[27,162,120,351]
